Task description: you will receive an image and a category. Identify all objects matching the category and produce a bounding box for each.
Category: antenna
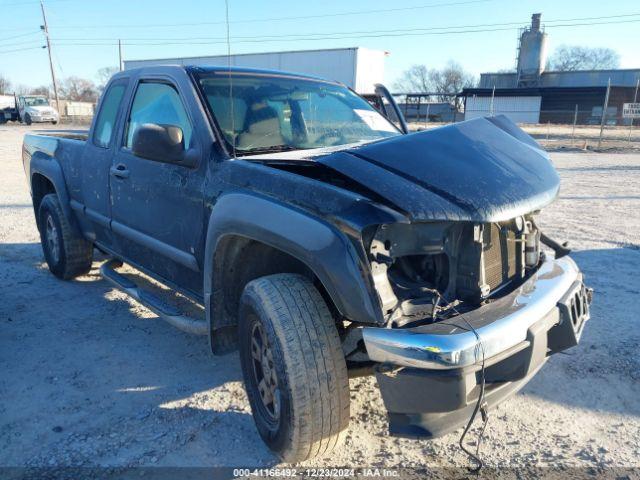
[224,0,236,158]
[118,39,124,71]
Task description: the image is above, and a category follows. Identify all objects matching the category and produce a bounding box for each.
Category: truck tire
[238,274,350,462]
[38,193,93,279]
[25,113,32,125]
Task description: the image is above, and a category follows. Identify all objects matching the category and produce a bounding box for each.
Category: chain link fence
[404,109,640,152]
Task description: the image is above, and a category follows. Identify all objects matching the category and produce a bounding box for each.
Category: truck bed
[22,131,89,199]
[31,130,89,141]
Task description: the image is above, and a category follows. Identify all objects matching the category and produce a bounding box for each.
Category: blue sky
[1,0,639,89]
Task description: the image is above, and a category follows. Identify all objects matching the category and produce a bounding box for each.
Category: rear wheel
[239,274,350,462]
[38,193,93,279]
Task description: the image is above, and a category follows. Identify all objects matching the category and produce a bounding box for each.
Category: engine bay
[368,217,543,328]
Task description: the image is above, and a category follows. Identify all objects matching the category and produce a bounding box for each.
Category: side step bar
[100,259,208,336]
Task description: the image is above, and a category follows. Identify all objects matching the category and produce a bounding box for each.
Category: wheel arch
[203,192,382,354]
[29,154,81,236]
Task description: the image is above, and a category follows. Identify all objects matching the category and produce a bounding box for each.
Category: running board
[100,259,208,336]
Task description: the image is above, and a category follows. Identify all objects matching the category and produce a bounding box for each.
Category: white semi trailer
[123,47,386,94]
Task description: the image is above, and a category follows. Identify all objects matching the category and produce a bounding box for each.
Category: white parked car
[17,95,59,125]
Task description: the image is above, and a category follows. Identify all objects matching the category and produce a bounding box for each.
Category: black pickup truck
[23,65,592,462]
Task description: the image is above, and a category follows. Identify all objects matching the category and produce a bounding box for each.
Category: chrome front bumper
[363,254,591,370]
[31,115,58,122]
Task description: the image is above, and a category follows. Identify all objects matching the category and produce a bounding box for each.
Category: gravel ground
[1,124,639,476]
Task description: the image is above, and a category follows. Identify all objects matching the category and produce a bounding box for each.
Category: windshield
[195,72,401,155]
[24,97,49,107]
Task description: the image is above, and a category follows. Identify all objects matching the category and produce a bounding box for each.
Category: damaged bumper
[362,254,592,438]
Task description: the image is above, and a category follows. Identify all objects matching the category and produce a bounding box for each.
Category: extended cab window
[93,83,126,148]
[125,82,193,150]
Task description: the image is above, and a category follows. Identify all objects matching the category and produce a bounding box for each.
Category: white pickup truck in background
[0,94,59,125]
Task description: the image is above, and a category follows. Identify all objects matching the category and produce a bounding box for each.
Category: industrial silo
[517,13,548,87]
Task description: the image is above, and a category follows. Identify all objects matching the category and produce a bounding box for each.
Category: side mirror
[132,123,186,164]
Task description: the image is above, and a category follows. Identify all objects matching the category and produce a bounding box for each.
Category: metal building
[123,47,387,94]
[462,86,638,124]
[460,13,640,124]
[465,94,542,123]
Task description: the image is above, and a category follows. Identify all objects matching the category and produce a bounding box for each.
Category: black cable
[432,293,489,473]
[455,313,487,474]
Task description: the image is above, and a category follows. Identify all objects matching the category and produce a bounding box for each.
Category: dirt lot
[1,124,639,475]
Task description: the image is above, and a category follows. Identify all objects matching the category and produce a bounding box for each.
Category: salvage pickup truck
[23,66,592,462]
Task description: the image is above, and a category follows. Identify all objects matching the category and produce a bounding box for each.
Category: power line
[0,0,78,8]
[0,45,45,54]
[49,17,640,47]
[49,13,640,43]
[46,0,495,29]
[0,30,42,42]
[0,38,47,48]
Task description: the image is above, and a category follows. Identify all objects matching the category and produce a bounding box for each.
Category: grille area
[483,224,518,291]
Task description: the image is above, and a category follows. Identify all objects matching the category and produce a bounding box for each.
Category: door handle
[110,163,130,179]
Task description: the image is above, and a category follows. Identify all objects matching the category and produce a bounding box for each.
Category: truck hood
[320,115,560,222]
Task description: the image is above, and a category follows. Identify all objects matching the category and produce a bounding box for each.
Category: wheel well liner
[31,173,56,225]
[208,235,340,352]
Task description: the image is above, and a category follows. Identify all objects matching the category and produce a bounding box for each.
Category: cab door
[75,78,129,250]
[109,78,206,295]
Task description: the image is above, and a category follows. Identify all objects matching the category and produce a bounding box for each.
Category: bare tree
[428,61,476,102]
[59,76,99,103]
[0,74,11,95]
[393,65,431,94]
[96,66,119,91]
[394,61,476,107]
[13,84,32,96]
[548,45,620,71]
[30,86,51,97]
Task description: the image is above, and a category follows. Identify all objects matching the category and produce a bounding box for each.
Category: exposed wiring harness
[432,291,490,473]
[456,309,489,474]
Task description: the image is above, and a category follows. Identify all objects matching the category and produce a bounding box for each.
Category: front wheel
[239,274,350,462]
[24,113,32,125]
[38,193,93,279]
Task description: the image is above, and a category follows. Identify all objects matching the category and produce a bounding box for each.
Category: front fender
[203,192,383,343]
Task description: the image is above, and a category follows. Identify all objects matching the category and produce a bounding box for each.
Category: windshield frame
[190,69,402,158]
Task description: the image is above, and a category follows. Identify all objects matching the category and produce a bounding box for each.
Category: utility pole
[629,77,639,143]
[118,39,123,71]
[571,104,578,145]
[489,85,495,117]
[40,0,60,112]
[597,78,611,149]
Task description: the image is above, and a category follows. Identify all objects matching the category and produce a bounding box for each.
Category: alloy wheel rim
[45,215,60,263]
[250,321,280,422]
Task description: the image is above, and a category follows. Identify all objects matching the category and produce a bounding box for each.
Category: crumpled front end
[361,217,592,437]
[319,115,560,223]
